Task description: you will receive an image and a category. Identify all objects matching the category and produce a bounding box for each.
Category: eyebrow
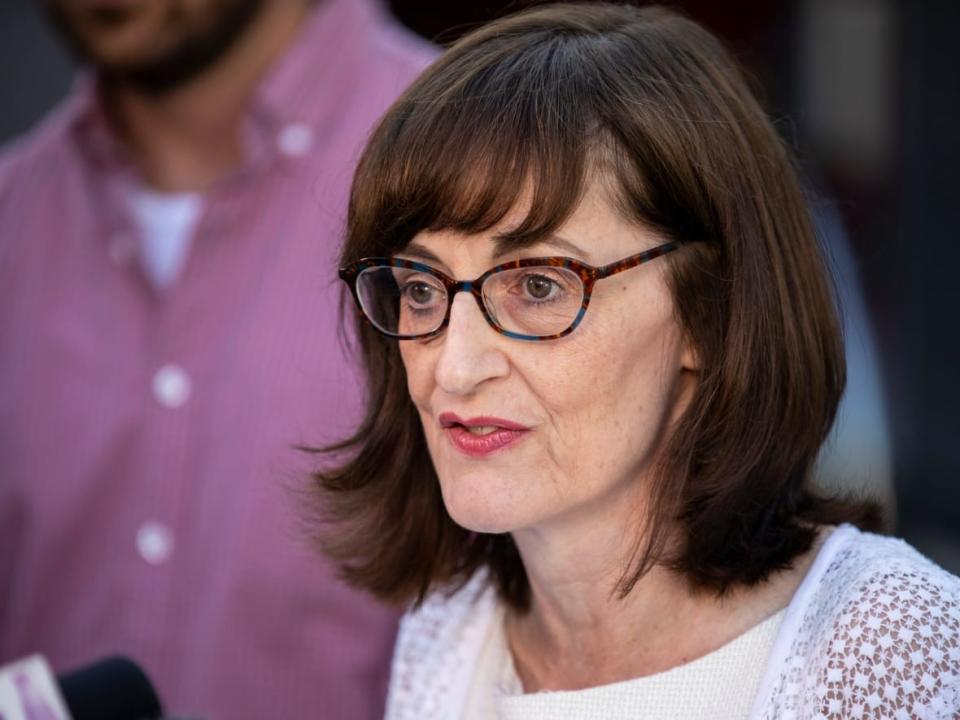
[397,234,592,273]
[398,242,445,266]
[494,234,591,262]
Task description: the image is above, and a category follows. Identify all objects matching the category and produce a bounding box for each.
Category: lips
[438,412,530,457]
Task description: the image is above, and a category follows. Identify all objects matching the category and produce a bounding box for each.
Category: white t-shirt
[123,184,203,290]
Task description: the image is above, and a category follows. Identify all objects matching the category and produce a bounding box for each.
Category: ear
[679,336,701,372]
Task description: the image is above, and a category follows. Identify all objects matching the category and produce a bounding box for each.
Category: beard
[44,0,268,95]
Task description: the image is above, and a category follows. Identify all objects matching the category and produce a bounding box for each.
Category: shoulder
[766,526,960,719]
[814,526,960,638]
[0,86,83,199]
[366,9,439,80]
[386,572,498,720]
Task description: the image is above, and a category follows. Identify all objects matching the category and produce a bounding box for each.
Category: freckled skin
[399,182,699,538]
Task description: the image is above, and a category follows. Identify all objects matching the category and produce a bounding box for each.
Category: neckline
[488,525,855,703]
[494,603,789,699]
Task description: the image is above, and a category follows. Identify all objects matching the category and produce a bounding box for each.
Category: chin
[90,39,169,72]
[438,468,536,535]
[446,507,518,535]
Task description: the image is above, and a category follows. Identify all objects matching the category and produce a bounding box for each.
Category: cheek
[399,343,433,407]
[530,307,684,475]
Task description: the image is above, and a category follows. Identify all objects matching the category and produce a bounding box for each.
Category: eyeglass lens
[355,265,586,338]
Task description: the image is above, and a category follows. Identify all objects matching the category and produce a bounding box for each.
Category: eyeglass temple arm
[594,241,683,279]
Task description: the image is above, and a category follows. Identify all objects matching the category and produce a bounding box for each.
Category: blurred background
[2,0,958,569]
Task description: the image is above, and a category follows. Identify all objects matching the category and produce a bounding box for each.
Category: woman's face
[398,182,698,536]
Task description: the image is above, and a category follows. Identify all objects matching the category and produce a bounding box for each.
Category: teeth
[466,425,497,435]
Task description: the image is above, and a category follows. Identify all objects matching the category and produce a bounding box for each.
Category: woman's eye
[523,274,560,301]
[404,281,439,306]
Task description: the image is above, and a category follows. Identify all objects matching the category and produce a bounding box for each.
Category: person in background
[0,0,434,717]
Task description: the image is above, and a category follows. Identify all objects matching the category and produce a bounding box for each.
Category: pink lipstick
[438,412,530,458]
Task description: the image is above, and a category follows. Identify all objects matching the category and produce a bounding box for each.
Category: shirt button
[277,122,314,157]
[136,521,174,565]
[152,364,191,408]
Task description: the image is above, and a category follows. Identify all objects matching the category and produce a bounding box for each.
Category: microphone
[0,655,163,720]
[59,658,163,720]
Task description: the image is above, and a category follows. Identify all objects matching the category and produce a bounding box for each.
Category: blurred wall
[892,1,960,561]
[0,0,74,143]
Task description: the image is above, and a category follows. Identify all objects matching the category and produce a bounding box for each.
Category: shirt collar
[67,71,128,170]
[254,0,392,130]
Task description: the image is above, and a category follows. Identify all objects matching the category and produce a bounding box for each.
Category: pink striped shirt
[0,1,435,718]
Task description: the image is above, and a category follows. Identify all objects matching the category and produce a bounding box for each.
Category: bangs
[347,32,613,259]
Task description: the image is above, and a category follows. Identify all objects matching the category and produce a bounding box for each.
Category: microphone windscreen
[58,657,163,720]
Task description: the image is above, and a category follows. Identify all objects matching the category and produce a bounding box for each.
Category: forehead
[405,178,662,272]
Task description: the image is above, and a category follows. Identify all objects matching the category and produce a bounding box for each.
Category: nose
[434,292,509,396]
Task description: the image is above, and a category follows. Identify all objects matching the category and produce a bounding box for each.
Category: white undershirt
[123,184,204,290]
[465,605,786,720]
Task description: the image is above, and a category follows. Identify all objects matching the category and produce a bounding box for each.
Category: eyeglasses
[339,241,683,341]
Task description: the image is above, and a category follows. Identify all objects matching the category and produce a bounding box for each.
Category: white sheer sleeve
[385,572,497,720]
[759,530,960,719]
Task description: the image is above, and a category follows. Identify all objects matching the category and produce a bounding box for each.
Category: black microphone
[58,657,163,720]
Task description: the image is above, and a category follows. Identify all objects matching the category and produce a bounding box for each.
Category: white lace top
[386,525,960,719]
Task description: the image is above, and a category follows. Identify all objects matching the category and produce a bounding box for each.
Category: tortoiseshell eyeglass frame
[338,240,684,341]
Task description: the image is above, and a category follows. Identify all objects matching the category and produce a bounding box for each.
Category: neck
[506,496,696,691]
[104,0,310,192]
[506,505,817,692]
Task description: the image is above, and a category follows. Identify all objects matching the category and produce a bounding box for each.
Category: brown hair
[310,3,881,610]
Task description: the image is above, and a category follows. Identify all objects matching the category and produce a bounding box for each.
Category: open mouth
[438,413,530,457]
[461,424,497,436]
[438,413,529,432]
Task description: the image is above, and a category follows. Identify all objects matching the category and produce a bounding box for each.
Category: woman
[315,4,960,718]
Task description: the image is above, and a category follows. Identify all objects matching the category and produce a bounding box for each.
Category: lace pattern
[757,532,960,720]
[387,572,496,720]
